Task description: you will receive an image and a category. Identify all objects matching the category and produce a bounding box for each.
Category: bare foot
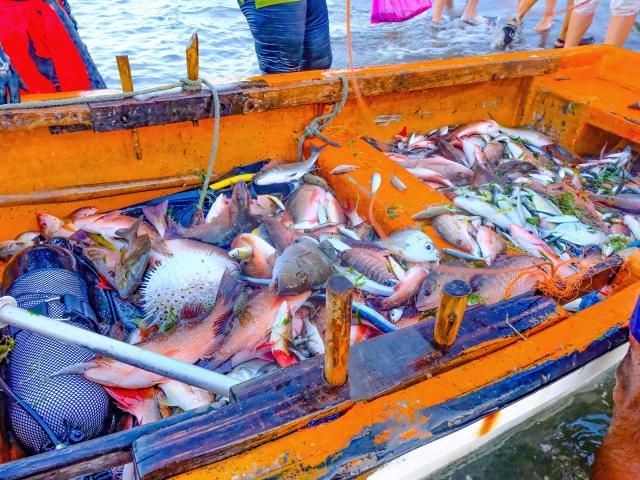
[461,14,489,25]
[535,14,554,32]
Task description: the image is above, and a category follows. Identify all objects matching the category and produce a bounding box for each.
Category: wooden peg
[433,280,471,349]
[324,275,353,387]
[116,55,134,92]
[186,33,200,83]
[115,55,143,160]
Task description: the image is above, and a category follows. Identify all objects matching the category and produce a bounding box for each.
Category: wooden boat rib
[0,45,639,479]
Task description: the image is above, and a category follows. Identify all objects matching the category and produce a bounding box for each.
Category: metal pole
[0,297,238,397]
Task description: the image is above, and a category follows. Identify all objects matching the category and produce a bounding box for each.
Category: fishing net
[6,265,111,453]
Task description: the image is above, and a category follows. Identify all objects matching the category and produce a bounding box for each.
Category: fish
[431,214,474,252]
[483,141,505,165]
[0,231,39,262]
[436,137,469,167]
[452,120,499,138]
[61,270,244,389]
[330,165,359,175]
[412,205,454,220]
[391,175,407,192]
[418,156,474,184]
[377,228,440,263]
[371,172,382,194]
[591,194,640,215]
[334,265,394,297]
[407,168,454,188]
[158,380,214,411]
[211,289,311,369]
[367,266,427,310]
[350,324,382,345]
[476,225,506,265]
[229,233,276,278]
[340,245,396,285]
[284,183,327,225]
[249,195,284,219]
[171,180,253,246]
[498,125,554,147]
[453,196,512,229]
[302,317,325,356]
[509,224,560,262]
[224,359,279,384]
[470,255,550,305]
[415,266,464,312]
[271,240,334,295]
[253,145,326,185]
[624,215,640,240]
[549,222,608,247]
[270,301,298,367]
[103,386,161,426]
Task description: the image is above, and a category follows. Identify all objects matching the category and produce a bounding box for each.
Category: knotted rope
[297,74,349,162]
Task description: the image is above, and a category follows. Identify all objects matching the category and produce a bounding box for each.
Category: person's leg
[238,0,307,74]
[535,0,557,31]
[432,0,446,23]
[564,0,598,47]
[461,0,482,22]
[558,0,574,41]
[302,0,331,70]
[605,0,640,46]
[517,0,539,21]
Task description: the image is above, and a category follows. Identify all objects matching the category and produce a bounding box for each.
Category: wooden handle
[186,33,200,81]
[324,275,353,387]
[116,55,134,93]
[433,280,471,349]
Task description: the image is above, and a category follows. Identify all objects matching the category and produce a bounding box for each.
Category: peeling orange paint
[478,412,501,436]
[373,430,392,445]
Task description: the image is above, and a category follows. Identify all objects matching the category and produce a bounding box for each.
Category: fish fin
[201,269,245,359]
[165,218,184,240]
[232,180,251,211]
[179,303,209,323]
[307,144,328,163]
[190,208,205,227]
[273,350,298,368]
[366,296,389,311]
[143,201,169,238]
[115,217,144,244]
[399,126,407,137]
[256,341,275,350]
[67,206,98,220]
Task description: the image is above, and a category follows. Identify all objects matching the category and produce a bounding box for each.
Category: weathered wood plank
[0,176,201,208]
[1,54,561,133]
[133,294,563,480]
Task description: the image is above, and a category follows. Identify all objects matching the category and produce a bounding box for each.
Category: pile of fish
[0,121,637,427]
[0,146,442,426]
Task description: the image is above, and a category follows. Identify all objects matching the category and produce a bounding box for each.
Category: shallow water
[71,0,640,89]
[68,1,634,478]
[433,369,616,479]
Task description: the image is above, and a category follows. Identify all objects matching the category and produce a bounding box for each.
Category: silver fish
[377,228,440,263]
[453,196,512,230]
[391,176,407,192]
[330,165,359,175]
[254,145,326,186]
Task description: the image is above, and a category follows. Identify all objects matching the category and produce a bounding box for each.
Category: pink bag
[371,0,432,23]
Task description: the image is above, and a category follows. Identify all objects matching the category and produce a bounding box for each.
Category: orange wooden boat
[0,45,639,479]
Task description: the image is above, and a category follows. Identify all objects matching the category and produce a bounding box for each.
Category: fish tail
[308,144,328,163]
[165,217,184,240]
[143,200,169,238]
[202,270,245,358]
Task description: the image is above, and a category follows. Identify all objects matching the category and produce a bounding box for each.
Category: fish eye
[425,244,433,250]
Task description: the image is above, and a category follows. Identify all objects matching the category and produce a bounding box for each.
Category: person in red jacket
[0,0,105,105]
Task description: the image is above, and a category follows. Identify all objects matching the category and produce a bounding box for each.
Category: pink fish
[476,225,506,265]
[431,215,474,252]
[212,289,311,369]
[407,168,454,188]
[453,120,499,138]
[229,233,276,278]
[270,301,298,368]
[103,386,161,426]
[62,270,244,389]
[509,224,559,263]
[350,324,382,345]
[368,266,427,310]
